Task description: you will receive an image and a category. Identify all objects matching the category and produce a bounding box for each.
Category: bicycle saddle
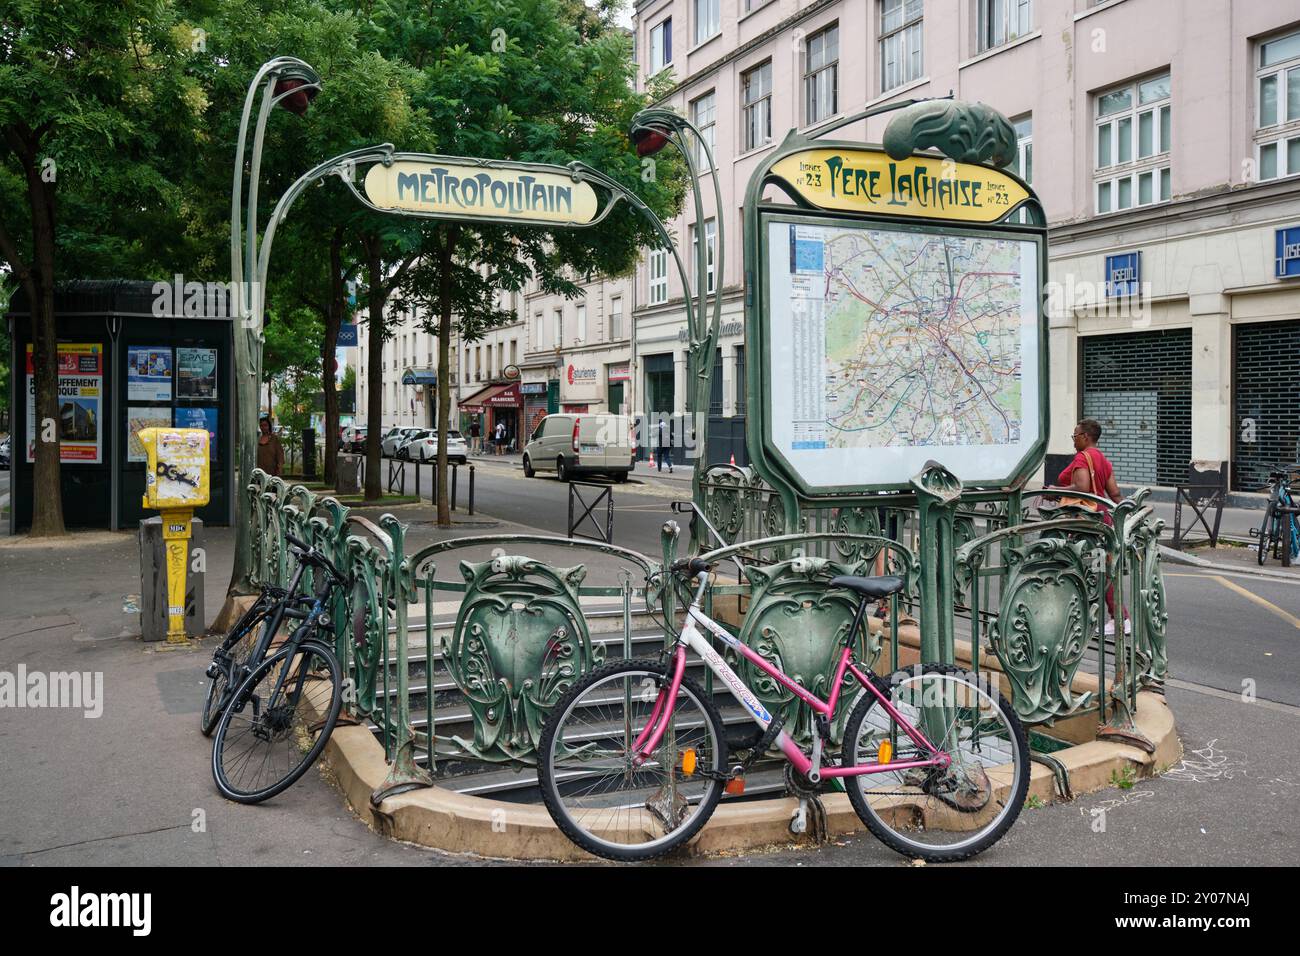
[828,574,906,599]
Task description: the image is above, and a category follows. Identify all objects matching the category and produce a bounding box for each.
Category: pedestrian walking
[494,420,506,455]
[656,417,673,473]
[1057,418,1128,635]
[256,415,284,477]
[469,419,481,455]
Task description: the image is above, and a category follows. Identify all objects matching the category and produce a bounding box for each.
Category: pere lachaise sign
[768,148,1030,224]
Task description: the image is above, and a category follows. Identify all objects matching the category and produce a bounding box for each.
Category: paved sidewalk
[0,513,655,868]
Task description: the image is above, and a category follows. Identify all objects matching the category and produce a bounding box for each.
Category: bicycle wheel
[1257,502,1275,565]
[841,663,1029,862]
[201,602,273,736]
[537,659,728,862]
[211,640,342,804]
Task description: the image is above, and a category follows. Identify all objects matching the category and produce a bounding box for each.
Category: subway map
[784,223,1026,451]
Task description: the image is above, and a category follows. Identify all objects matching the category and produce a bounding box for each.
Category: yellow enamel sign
[364,159,600,225]
[770,148,1030,223]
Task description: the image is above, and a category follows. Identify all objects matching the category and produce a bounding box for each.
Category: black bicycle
[210,534,349,804]
[200,585,288,736]
[1253,467,1300,568]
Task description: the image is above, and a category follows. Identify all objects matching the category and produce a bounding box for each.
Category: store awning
[402,368,437,386]
[460,382,521,411]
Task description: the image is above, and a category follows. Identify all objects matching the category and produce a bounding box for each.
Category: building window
[694,0,719,46]
[649,18,672,75]
[744,0,772,11]
[1094,72,1171,214]
[880,0,923,92]
[804,24,839,126]
[742,61,773,152]
[576,303,587,343]
[977,0,1031,54]
[1256,29,1300,181]
[648,248,668,305]
[1006,115,1032,222]
[533,313,543,350]
[691,219,717,294]
[691,90,717,169]
[553,308,563,348]
[610,296,623,340]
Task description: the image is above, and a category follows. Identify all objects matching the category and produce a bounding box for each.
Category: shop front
[560,354,603,414]
[460,382,522,452]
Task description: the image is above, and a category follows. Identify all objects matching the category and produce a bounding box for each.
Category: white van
[522,413,635,482]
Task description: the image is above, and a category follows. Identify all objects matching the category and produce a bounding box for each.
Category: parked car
[394,428,428,460]
[522,413,634,482]
[0,435,10,470]
[410,430,468,464]
[340,424,368,453]
[381,427,421,458]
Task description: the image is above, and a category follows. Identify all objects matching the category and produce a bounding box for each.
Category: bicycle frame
[633,573,950,782]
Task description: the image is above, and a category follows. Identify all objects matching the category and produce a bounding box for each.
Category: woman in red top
[1058,418,1127,633]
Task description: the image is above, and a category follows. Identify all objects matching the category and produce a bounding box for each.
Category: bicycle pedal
[724,777,745,795]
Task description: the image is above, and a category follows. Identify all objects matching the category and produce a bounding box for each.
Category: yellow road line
[1167,572,1300,629]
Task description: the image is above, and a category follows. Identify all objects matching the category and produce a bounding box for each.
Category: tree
[0,0,207,535]
[358,0,686,525]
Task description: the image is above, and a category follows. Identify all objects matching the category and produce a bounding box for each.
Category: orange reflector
[877,740,893,764]
[725,777,745,795]
[681,748,697,776]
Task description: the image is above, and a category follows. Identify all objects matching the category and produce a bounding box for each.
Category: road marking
[1165,678,1300,717]
[1166,572,1300,629]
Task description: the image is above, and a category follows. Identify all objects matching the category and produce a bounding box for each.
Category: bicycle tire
[200,598,277,737]
[841,663,1029,863]
[211,640,342,804]
[537,658,728,862]
[1257,501,1275,565]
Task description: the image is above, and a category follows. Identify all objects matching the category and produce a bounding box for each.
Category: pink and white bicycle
[538,558,1030,862]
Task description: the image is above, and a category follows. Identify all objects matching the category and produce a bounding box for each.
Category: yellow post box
[137,427,211,643]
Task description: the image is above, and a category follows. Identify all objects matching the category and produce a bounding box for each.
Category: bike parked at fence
[1253,466,1300,567]
[205,534,349,804]
[537,558,1030,862]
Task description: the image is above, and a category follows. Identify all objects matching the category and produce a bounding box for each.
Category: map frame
[747,204,1048,498]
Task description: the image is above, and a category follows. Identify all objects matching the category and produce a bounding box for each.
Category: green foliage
[1110,766,1138,790]
[355,0,687,339]
[1024,794,1045,809]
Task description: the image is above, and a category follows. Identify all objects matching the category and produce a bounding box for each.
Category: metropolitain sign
[770,148,1030,223]
[363,158,600,225]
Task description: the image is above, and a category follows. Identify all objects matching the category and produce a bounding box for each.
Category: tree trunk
[435,232,457,528]
[363,235,384,501]
[21,131,65,537]
[321,226,345,488]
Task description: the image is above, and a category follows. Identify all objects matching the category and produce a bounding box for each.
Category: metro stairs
[366,600,799,806]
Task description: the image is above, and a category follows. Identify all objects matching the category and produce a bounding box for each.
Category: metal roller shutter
[1081,329,1192,486]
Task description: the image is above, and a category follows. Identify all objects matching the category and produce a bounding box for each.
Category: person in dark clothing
[656,417,673,473]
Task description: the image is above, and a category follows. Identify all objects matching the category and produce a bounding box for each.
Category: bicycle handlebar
[285,534,348,585]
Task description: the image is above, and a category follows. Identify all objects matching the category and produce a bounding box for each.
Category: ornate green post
[910,462,963,665]
[372,514,433,801]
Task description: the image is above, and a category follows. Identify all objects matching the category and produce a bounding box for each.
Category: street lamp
[227,57,321,597]
[628,108,725,542]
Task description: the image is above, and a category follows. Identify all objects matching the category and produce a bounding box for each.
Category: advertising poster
[173,406,218,460]
[127,407,173,462]
[26,343,103,464]
[126,346,173,401]
[176,348,218,399]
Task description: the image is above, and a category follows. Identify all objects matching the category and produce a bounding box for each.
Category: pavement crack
[17,822,192,858]
[0,619,77,642]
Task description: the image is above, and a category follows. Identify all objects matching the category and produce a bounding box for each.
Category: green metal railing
[245,458,1170,802]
